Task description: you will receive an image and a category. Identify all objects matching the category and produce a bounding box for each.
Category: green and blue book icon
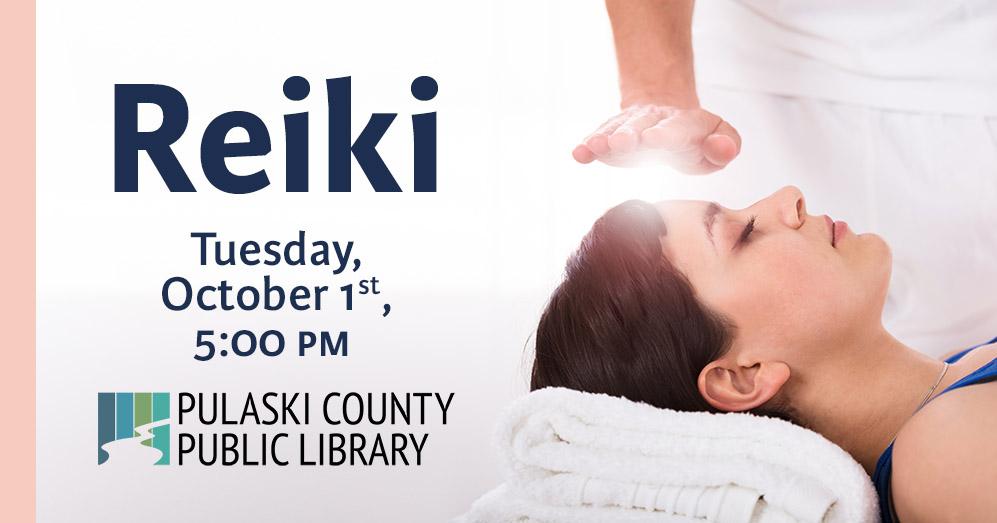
[97,392,170,465]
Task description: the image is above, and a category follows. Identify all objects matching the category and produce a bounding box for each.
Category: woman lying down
[532,186,996,523]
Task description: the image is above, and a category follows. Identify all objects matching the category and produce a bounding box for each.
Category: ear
[697,359,791,412]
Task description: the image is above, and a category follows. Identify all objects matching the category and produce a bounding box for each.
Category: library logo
[97,392,170,466]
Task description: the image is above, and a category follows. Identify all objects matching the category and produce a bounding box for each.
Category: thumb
[702,120,741,166]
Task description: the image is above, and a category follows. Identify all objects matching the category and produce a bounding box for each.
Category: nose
[758,185,806,229]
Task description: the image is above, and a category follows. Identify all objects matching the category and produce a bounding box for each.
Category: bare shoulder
[891,381,997,523]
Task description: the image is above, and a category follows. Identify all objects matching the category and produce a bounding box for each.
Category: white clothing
[692,1,997,116]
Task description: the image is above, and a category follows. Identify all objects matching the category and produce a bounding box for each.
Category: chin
[864,232,893,266]
[861,233,893,300]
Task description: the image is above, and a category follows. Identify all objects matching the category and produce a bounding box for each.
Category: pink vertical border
[0,0,36,520]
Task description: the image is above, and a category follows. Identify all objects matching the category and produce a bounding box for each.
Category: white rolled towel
[458,387,878,523]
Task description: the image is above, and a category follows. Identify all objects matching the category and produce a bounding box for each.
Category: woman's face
[655,186,892,363]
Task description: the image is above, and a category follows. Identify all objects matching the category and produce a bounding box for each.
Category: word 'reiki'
[114,76,437,194]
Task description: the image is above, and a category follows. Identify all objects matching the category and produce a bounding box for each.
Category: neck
[790,328,946,474]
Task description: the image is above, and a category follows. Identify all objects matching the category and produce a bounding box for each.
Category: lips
[834,220,850,246]
[824,215,849,247]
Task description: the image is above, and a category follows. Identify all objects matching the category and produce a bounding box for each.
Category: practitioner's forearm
[575,1,737,173]
[605,0,698,109]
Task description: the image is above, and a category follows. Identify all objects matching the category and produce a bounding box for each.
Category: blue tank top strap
[937,357,997,395]
[944,335,997,363]
[872,335,997,523]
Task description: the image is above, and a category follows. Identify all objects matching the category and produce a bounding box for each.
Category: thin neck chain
[914,362,950,413]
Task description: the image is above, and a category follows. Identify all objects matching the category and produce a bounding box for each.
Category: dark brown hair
[531,200,791,420]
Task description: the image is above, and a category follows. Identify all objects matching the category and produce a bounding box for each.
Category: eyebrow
[703,202,722,250]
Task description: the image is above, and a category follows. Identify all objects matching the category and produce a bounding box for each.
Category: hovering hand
[572,105,741,174]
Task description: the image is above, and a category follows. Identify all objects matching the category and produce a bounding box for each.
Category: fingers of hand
[574,106,666,163]
[572,145,596,164]
[640,109,721,152]
[574,107,741,173]
[580,112,632,157]
[607,106,666,155]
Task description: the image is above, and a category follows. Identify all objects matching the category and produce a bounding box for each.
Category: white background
[38,1,784,521]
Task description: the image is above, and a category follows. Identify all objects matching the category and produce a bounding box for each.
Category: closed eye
[735,216,756,249]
